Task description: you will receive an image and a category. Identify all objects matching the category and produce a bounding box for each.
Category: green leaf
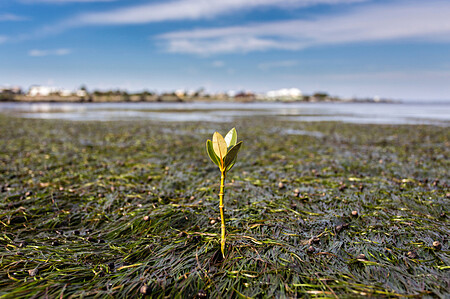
[224,141,242,170]
[224,128,237,148]
[226,156,237,172]
[206,139,220,168]
[212,132,227,163]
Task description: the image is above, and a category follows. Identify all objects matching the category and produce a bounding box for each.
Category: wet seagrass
[0,115,448,298]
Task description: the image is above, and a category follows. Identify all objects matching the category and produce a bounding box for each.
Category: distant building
[234,91,256,101]
[60,89,73,97]
[28,85,58,97]
[28,86,87,97]
[265,88,303,101]
[75,89,87,97]
[226,90,236,97]
[174,89,185,98]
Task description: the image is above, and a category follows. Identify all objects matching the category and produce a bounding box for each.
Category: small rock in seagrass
[278,182,284,189]
[309,237,320,245]
[432,241,442,250]
[356,254,367,261]
[143,215,150,221]
[28,269,38,277]
[407,251,419,259]
[307,246,315,254]
[335,223,349,233]
[140,285,151,295]
[351,210,358,217]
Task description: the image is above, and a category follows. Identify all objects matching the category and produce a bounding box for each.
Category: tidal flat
[0,114,448,298]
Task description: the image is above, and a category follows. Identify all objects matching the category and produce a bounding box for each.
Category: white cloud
[28,48,71,57]
[10,0,366,42]
[20,0,116,3]
[157,0,450,54]
[74,0,365,25]
[212,60,225,67]
[0,36,8,43]
[258,60,298,70]
[162,36,296,55]
[0,13,28,21]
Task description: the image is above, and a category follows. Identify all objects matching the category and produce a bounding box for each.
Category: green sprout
[206,128,243,258]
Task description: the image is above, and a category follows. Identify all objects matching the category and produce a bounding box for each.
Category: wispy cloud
[73,0,365,25]
[258,60,298,70]
[157,0,450,54]
[0,36,8,44]
[9,0,366,42]
[28,48,71,57]
[212,60,225,68]
[0,13,28,21]
[20,0,116,3]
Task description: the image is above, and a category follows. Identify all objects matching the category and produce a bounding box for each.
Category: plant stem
[219,170,226,258]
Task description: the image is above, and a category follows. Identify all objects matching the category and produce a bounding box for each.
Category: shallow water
[0,101,449,125]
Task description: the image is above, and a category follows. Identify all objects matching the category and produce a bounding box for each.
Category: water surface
[0,101,448,125]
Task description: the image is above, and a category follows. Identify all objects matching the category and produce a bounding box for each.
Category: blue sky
[1,0,450,100]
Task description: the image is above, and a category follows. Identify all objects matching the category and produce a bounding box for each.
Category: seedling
[206,128,243,258]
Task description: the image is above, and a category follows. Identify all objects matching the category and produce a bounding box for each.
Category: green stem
[219,170,226,258]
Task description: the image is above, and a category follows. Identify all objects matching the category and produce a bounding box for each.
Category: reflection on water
[0,101,449,125]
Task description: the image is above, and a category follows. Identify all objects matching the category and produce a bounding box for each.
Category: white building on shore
[28,86,58,97]
[28,86,87,97]
[265,88,303,101]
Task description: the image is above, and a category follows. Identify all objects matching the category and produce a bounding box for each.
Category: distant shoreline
[0,95,395,104]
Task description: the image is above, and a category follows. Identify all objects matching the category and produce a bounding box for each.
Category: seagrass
[0,115,448,298]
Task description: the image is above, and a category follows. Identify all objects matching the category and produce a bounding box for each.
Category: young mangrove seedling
[206,128,243,258]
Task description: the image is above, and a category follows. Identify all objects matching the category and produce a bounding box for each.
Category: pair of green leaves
[206,128,242,173]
